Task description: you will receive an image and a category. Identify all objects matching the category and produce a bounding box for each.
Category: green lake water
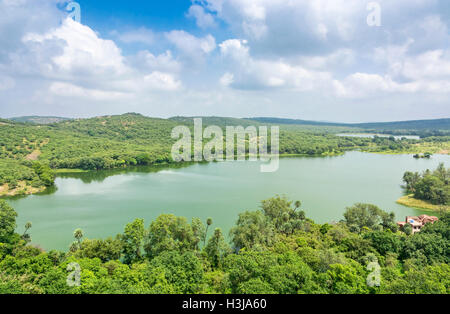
[8,152,449,251]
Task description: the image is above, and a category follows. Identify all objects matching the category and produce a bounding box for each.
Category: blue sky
[75,0,193,32]
[0,0,449,122]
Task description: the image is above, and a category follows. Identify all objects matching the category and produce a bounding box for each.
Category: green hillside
[249,117,450,134]
[1,113,449,196]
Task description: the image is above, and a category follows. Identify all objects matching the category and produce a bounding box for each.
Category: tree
[415,175,448,205]
[402,164,449,205]
[145,214,197,258]
[434,163,449,183]
[0,200,18,244]
[149,251,204,294]
[403,171,421,193]
[22,222,32,243]
[120,219,145,263]
[74,237,123,262]
[204,228,230,267]
[364,230,402,255]
[260,196,305,234]
[401,223,413,236]
[229,211,274,251]
[191,218,206,251]
[74,229,83,246]
[203,218,213,247]
[343,203,395,233]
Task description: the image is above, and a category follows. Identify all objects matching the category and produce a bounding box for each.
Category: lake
[337,133,421,140]
[9,152,449,251]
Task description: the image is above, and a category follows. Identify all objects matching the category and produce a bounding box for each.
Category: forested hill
[1,113,449,196]
[248,117,450,131]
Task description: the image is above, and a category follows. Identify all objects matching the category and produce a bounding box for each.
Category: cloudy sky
[0,0,449,122]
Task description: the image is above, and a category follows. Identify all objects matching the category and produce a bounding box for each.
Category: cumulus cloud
[23,18,127,78]
[219,39,332,91]
[187,4,216,29]
[165,30,216,65]
[0,0,449,121]
[0,2,184,117]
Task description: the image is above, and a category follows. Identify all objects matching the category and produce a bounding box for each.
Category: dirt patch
[26,150,41,161]
[40,138,49,147]
[438,149,449,155]
[0,184,7,195]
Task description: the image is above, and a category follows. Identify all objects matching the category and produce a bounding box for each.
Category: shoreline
[2,150,448,198]
[396,195,449,213]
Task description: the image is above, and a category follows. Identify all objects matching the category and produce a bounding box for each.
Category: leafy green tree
[21,222,32,243]
[120,219,145,263]
[74,228,84,248]
[415,175,448,205]
[364,230,402,255]
[400,232,448,264]
[203,217,213,247]
[0,200,18,244]
[229,211,274,251]
[204,228,230,267]
[145,214,197,257]
[343,203,395,232]
[260,196,305,235]
[401,223,413,235]
[324,262,369,294]
[149,251,204,294]
[191,218,206,251]
[74,237,123,262]
[382,264,450,294]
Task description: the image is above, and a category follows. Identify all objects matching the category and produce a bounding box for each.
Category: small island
[413,152,432,159]
[398,163,449,212]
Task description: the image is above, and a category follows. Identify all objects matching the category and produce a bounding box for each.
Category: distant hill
[247,117,450,131]
[170,116,263,127]
[10,116,71,124]
[6,114,450,133]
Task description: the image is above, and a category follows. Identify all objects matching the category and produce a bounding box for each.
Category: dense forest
[0,196,448,294]
[403,164,450,206]
[249,117,450,136]
[1,113,448,196]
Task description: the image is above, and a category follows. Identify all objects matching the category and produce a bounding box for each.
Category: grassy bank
[397,195,449,212]
[0,181,46,197]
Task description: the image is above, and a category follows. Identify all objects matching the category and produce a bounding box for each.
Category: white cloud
[401,50,450,80]
[143,72,182,91]
[1,0,449,121]
[219,39,332,91]
[219,39,249,61]
[23,18,127,77]
[49,82,131,101]
[166,30,216,61]
[187,4,216,29]
[220,72,234,86]
[131,50,182,73]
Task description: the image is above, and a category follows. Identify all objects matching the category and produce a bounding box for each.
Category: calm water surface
[9,152,449,251]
